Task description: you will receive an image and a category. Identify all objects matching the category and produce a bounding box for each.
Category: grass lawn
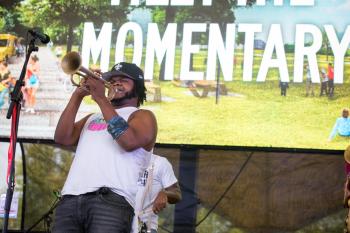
[144,80,350,149]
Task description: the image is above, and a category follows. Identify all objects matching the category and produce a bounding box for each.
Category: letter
[81,22,112,72]
[257,24,289,82]
[110,0,120,5]
[206,24,235,81]
[180,23,206,80]
[290,0,314,6]
[144,23,177,80]
[203,0,212,6]
[238,0,282,6]
[325,25,350,84]
[294,24,322,83]
[146,0,169,5]
[171,0,194,5]
[115,22,143,66]
[238,24,263,81]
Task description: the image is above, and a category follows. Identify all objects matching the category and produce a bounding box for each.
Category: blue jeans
[52,187,134,233]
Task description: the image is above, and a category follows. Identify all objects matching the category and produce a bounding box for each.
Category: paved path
[0,47,97,139]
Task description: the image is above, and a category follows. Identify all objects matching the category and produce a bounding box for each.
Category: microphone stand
[2,37,38,233]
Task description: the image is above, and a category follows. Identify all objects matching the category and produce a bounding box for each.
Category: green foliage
[0,0,22,10]
[0,7,6,32]
[0,7,22,34]
[236,32,246,46]
[23,144,73,231]
[152,6,166,23]
[17,0,130,48]
[294,209,346,233]
[284,44,295,53]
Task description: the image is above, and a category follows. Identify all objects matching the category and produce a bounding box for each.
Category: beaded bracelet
[107,115,129,139]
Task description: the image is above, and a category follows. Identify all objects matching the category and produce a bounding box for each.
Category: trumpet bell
[61,51,117,101]
[61,51,82,75]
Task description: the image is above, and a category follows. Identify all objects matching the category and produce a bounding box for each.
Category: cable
[159,224,172,233]
[195,151,254,227]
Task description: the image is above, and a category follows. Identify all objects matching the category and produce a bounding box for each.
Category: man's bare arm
[152,182,182,214]
[54,89,91,146]
[87,76,157,152]
[164,182,182,204]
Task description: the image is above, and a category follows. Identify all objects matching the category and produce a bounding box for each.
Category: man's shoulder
[137,108,154,114]
[130,108,156,120]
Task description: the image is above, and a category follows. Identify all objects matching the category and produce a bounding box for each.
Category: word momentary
[81,0,349,83]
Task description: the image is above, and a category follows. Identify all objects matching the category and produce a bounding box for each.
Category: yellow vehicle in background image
[0,34,17,62]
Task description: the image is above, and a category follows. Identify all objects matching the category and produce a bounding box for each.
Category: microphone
[28,29,50,44]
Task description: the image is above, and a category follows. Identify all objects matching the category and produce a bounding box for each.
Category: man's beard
[110,89,137,107]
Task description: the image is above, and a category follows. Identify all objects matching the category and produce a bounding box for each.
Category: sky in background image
[235,0,350,43]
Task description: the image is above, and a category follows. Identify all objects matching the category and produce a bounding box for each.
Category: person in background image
[328,63,334,97]
[55,46,63,58]
[305,64,315,97]
[328,108,350,141]
[133,153,181,233]
[319,68,328,96]
[279,80,289,96]
[24,55,40,113]
[15,38,25,58]
[0,61,13,109]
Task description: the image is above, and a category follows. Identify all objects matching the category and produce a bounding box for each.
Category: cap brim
[102,70,135,81]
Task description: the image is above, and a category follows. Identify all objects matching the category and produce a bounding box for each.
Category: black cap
[102,62,144,82]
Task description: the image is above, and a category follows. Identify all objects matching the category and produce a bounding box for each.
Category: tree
[21,144,73,230]
[0,7,6,31]
[18,0,130,52]
[0,0,26,35]
[322,30,330,61]
[236,31,246,47]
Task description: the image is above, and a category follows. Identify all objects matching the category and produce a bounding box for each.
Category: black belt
[63,187,112,199]
[84,187,111,195]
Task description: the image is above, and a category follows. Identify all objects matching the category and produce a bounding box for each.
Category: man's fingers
[153,202,166,214]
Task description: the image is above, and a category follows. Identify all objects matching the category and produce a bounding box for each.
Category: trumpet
[61,51,116,100]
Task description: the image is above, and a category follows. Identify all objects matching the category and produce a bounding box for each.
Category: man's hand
[73,78,90,99]
[152,190,168,214]
[84,75,107,102]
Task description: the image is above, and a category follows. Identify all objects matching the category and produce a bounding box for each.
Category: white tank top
[61,107,152,208]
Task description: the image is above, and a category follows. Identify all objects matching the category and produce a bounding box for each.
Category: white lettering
[203,0,212,6]
[144,23,177,80]
[238,24,262,81]
[294,24,322,83]
[290,0,314,6]
[81,22,112,72]
[115,22,143,66]
[171,0,193,6]
[180,23,206,80]
[207,24,235,81]
[325,25,350,84]
[257,24,289,82]
[146,0,169,5]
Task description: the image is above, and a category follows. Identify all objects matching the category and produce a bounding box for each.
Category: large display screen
[0,0,349,149]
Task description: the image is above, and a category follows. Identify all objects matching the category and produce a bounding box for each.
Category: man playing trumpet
[53,61,157,233]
